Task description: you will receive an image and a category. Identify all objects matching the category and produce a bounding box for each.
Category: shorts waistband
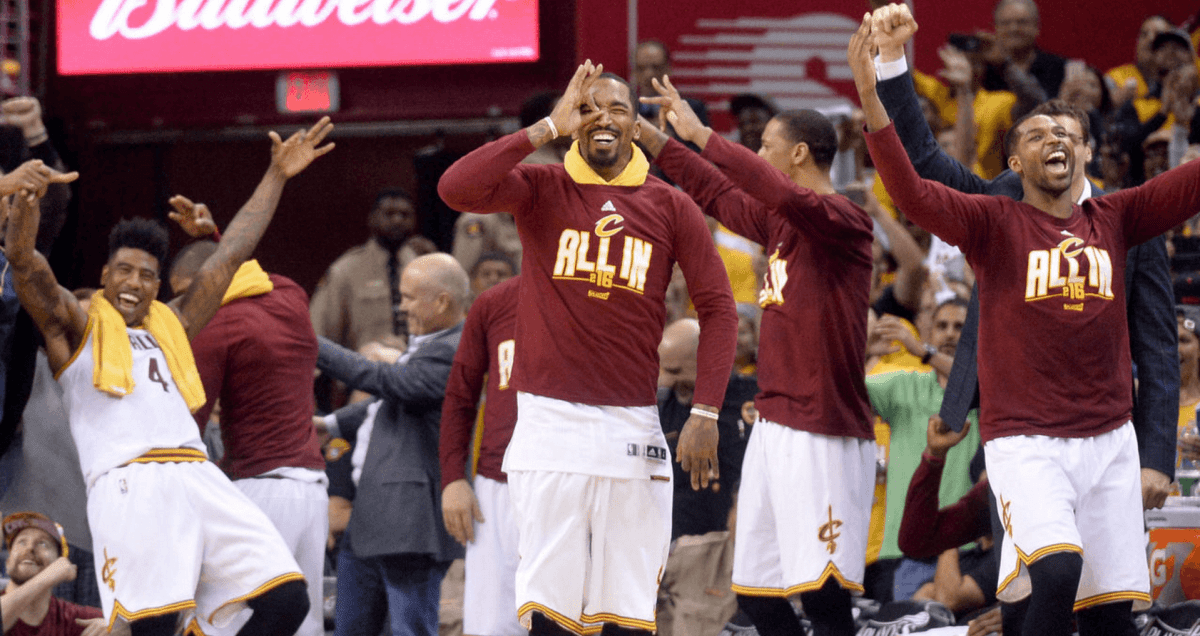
[120,448,208,467]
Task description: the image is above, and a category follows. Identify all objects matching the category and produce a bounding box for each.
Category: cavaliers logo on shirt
[552,213,655,298]
[759,248,788,308]
[1024,236,1113,311]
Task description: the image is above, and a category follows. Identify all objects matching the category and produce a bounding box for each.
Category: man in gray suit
[316,253,469,636]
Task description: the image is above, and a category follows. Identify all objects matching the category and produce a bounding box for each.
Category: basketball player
[853,9,1200,635]
[438,62,738,636]
[4,118,333,636]
[439,274,522,636]
[640,77,875,636]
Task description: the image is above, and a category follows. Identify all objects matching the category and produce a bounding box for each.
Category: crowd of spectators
[3,1,1200,635]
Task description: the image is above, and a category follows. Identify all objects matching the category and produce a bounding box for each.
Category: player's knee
[529,611,575,636]
[1027,551,1083,597]
[246,579,309,628]
[128,613,179,636]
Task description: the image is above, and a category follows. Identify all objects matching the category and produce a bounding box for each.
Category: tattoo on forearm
[527,121,556,148]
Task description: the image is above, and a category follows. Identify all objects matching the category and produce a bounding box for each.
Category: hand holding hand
[925,414,970,458]
[639,75,711,146]
[442,479,485,545]
[167,195,218,238]
[677,412,719,490]
[269,116,335,179]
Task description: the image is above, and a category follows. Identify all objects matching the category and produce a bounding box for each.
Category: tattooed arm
[169,117,334,339]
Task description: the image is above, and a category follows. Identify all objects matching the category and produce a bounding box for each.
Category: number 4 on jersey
[147,358,170,393]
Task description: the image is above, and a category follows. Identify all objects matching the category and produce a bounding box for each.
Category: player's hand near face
[167,196,217,238]
[677,407,720,490]
[442,478,485,545]
[528,60,605,148]
[925,414,970,458]
[639,76,712,149]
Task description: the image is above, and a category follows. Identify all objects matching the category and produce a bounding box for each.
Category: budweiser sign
[59,0,539,74]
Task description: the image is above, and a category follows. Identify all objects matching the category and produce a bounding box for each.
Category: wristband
[542,116,559,139]
[920,344,937,365]
[690,407,718,420]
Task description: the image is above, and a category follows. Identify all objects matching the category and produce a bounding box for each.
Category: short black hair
[108,218,169,272]
[471,251,517,277]
[520,91,561,129]
[773,109,838,170]
[373,188,412,210]
[169,240,219,286]
[1029,98,1093,144]
[933,296,969,320]
[596,72,636,107]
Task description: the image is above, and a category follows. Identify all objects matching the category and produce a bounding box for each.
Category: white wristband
[690,407,718,420]
[542,116,559,138]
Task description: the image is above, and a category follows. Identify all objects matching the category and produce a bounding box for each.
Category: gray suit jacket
[318,324,465,561]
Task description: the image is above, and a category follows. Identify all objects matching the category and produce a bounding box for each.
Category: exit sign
[277,71,340,114]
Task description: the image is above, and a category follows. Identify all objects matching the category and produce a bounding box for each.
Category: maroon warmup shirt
[190,274,325,478]
[440,276,520,489]
[439,132,737,409]
[867,122,1200,442]
[3,594,102,636]
[656,135,876,440]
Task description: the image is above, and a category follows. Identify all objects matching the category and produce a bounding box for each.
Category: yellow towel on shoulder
[221,260,274,306]
[564,140,649,187]
[89,291,206,413]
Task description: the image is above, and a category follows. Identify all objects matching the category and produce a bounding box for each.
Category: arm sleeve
[439,301,490,489]
[1117,157,1200,245]
[898,457,993,558]
[875,71,993,196]
[865,123,995,256]
[438,131,537,215]
[673,199,738,408]
[702,135,872,242]
[654,138,770,245]
[317,336,454,407]
[1126,237,1180,478]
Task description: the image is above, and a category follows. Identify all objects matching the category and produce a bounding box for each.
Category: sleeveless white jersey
[58,326,207,489]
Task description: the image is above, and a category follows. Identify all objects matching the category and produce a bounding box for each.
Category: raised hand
[442,479,486,545]
[925,414,971,458]
[269,116,335,179]
[937,46,974,90]
[870,3,918,61]
[848,13,877,95]
[167,195,218,238]
[0,159,78,198]
[872,314,924,356]
[639,75,710,147]
[677,410,720,490]
[541,60,605,143]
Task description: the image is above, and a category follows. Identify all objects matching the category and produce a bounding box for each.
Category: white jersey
[58,326,207,489]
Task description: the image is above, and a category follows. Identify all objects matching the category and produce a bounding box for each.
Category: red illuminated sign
[58,0,539,75]
[278,71,339,113]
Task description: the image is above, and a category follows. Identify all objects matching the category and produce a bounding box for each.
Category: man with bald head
[316,252,469,636]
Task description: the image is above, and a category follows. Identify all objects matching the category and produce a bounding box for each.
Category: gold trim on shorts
[996,542,1083,596]
[518,602,654,635]
[1073,591,1152,612]
[207,572,306,624]
[182,617,207,636]
[731,561,864,597]
[121,448,209,466]
[108,599,197,632]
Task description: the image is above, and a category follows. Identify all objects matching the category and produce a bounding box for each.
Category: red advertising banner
[57,0,540,75]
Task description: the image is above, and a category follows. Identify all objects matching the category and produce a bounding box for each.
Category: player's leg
[463,475,524,636]
[582,476,670,635]
[128,613,180,636]
[798,578,855,636]
[1073,423,1150,636]
[735,595,804,636]
[238,579,310,636]
[1024,551,1083,636]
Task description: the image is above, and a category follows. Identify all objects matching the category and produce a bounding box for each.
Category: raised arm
[868,5,993,196]
[169,117,333,339]
[439,61,605,214]
[4,189,88,372]
[1117,156,1200,245]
